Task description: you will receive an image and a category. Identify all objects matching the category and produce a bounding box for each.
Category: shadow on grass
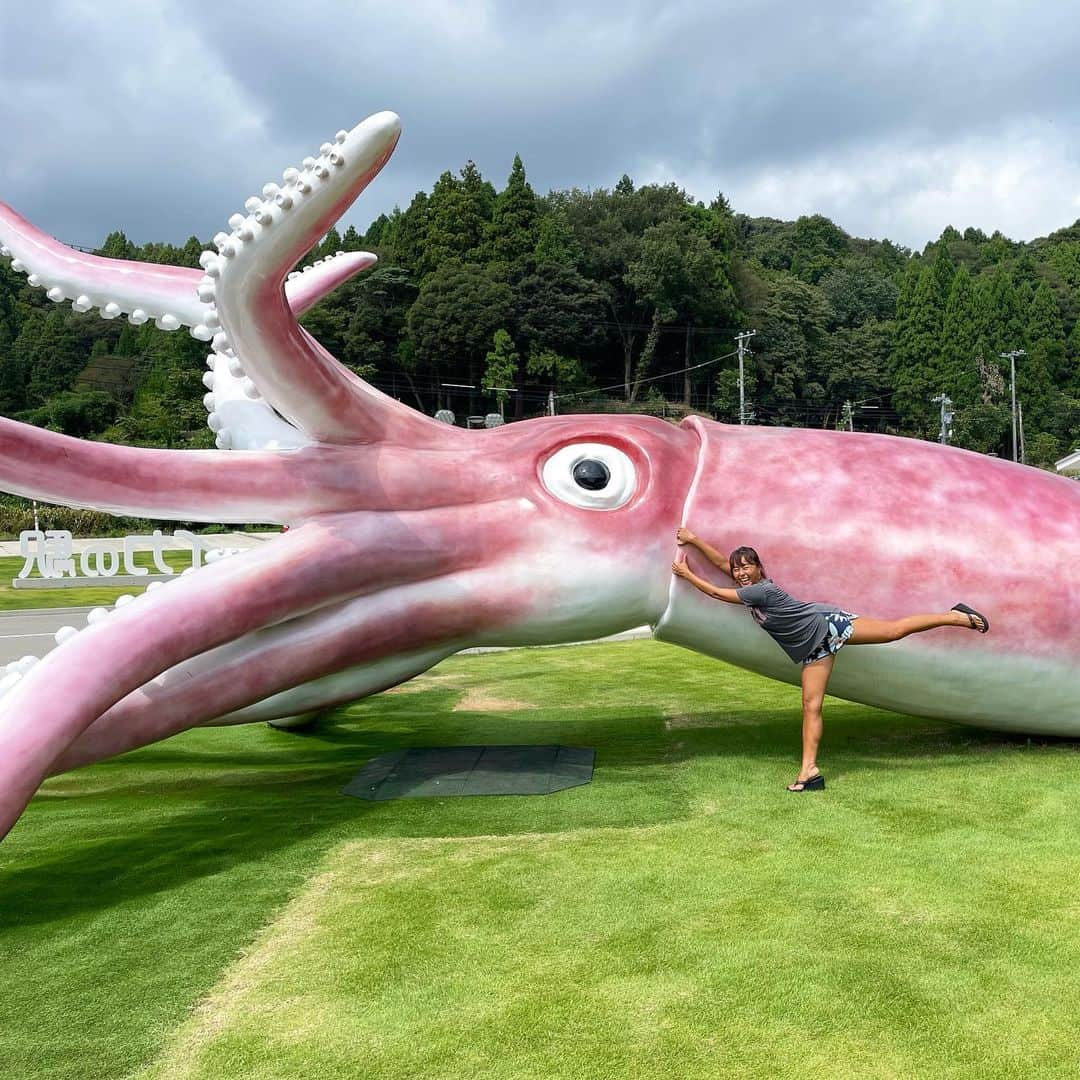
[7,683,1077,926]
[1,691,677,922]
[1,778,365,927]
[662,698,1080,761]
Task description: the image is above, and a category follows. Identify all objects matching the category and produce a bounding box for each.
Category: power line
[746,401,904,429]
[592,320,745,334]
[748,395,894,412]
[554,348,739,401]
[748,398,900,418]
[367,369,907,424]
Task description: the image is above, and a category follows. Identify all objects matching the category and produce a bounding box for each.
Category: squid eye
[573,459,610,490]
[541,443,637,510]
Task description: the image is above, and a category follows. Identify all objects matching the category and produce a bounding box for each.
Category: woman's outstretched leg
[849,608,985,645]
[790,654,834,790]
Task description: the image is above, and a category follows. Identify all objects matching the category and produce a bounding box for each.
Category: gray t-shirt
[735,579,840,663]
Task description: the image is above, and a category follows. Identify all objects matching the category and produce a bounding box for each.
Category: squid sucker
[0,111,1076,841]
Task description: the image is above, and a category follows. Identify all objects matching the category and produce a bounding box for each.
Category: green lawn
[0,552,197,610]
[2,641,1079,1079]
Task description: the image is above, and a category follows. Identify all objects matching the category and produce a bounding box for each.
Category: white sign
[17,530,241,581]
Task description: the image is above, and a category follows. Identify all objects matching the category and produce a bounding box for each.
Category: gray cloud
[2,0,1078,250]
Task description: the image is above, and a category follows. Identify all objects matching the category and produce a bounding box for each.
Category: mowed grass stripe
[139,818,1080,1080]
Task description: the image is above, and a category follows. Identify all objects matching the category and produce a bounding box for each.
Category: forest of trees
[3,153,1080,470]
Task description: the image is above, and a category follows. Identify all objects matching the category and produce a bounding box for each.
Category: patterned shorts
[803,612,858,665]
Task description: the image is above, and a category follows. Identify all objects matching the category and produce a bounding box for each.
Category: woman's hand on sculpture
[672,555,692,580]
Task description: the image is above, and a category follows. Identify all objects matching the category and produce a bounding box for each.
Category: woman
[670,526,988,792]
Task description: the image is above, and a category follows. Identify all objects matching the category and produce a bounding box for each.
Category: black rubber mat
[342,745,595,800]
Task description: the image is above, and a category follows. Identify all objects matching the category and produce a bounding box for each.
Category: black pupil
[573,459,610,491]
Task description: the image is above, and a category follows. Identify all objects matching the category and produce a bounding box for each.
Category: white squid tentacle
[205,111,458,448]
[0,202,375,336]
[0,199,382,452]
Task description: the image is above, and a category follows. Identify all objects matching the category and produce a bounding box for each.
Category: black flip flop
[952,603,990,634]
[787,774,825,793]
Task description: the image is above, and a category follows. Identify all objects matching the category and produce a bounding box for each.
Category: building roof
[1055,448,1080,474]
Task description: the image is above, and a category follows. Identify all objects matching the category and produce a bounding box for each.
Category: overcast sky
[2,0,1078,252]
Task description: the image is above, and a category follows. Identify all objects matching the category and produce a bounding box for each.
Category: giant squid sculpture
[0,111,1077,840]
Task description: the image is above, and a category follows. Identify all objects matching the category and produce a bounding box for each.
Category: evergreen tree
[1046,240,1080,291]
[316,227,343,260]
[299,296,350,365]
[939,266,979,404]
[421,163,496,275]
[929,244,956,298]
[113,323,143,359]
[381,194,430,275]
[0,269,20,412]
[487,155,538,267]
[891,259,949,432]
[484,329,520,412]
[180,236,205,269]
[1067,319,1080,392]
[973,266,1025,362]
[1017,280,1067,442]
[705,193,738,253]
[0,344,24,414]
[18,309,81,405]
[977,230,1017,271]
[1028,280,1064,342]
[97,230,137,260]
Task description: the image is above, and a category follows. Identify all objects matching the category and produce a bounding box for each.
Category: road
[0,608,95,666]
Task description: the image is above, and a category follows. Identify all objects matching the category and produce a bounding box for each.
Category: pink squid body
[656,417,1080,735]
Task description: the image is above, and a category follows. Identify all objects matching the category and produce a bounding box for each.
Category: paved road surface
[0,608,95,666]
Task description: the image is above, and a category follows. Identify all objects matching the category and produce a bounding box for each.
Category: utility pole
[999,349,1025,462]
[684,326,693,407]
[735,329,757,424]
[840,400,855,431]
[1018,400,1026,464]
[547,389,555,417]
[932,393,954,444]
